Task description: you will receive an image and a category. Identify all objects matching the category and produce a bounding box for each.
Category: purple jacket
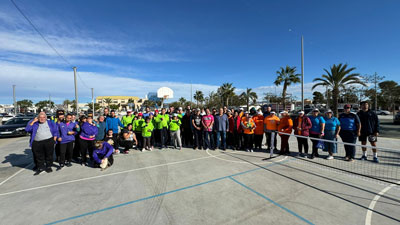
[25,119,58,147]
[293,116,313,137]
[80,122,98,139]
[93,142,114,164]
[57,121,77,144]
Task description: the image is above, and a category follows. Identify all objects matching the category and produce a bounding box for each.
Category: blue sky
[1,0,399,104]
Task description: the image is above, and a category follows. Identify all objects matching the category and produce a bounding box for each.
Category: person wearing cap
[241,112,256,152]
[214,108,229,150]
[25,112,58,175]
[92,141,114,171]
[339,104,361,161]
[323,109,341,160]
[142,117,154,151]
[169,113,182,150]
[202,109,215,150]
[308,109,326,159]
[252,111,264,151]
[105,110,124,139]
[278,111,293,155]
[121,110,135,128]
[293,111,312,157]
[78,115,98,166]
[154,108,170,149]
[192,108,203,150]
[264,111,280,157]
[357,101,380,162]
[134,113,145,149]
[54,109,65,163]
[182,109,193,148]
[56,113,79,169]
[226,110,234,149]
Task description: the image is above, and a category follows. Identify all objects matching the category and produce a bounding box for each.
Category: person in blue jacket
[79,116,98,166]
[106,110,124,138]
[93,141,114,170]
[56,113,79,169]
[96,115,107,141]
[25,112,58,175]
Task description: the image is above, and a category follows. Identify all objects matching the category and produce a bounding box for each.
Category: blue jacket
[57,121,77,144]
[25,119,58,147]
[93,142,114,164]
[106,117,124,134]
[80,122,98,139]
[214,114,229,131]
[96,121,107,141]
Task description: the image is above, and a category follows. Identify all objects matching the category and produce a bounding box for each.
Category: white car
[376,110,390,115]
[0,115,15,123]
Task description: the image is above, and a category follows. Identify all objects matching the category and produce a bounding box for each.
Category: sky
[1,0,399,104]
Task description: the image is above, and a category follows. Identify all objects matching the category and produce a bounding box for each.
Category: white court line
[0,162,33,187]
[0,153,227,197]
[365,181,400,225]
[206,149,288,164]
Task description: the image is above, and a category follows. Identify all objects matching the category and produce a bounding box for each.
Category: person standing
[323,110,341,160]
[96,115,107,141]
[134,113,145,149]
[339,104,361,162]
[54,110,65,163]
[308,109,326,159]
[278,111,293,155]
[202,109,214,150]
[56,113,78,169]
[232,111,243,150]
[241,112,256,152]
[105,110,124,138]
[154,109,170,149]
[142,117,154,151]
[252,111,264,151]
[264,111,280,157]
[121,110,135,128]
[169,114,182,150]
[192,109,203,150]
[182,109,193,147]
[293,111,312,158]
[153,110,161,146]
[214,108,229,150]
[79,116,98,166]
[103,108,110,119]
[25,112,58,175]
[357,101,380,163]
[226,110,234,149]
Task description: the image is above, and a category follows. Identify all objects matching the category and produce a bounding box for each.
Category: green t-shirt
[142,121,154,137]
[134,119,145,132]
[169,119,181,131]
[121,115,135,127]
[154,114,169,129]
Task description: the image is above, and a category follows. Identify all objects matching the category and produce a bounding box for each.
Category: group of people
[26,101,380,176]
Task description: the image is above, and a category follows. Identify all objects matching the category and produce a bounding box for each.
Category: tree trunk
[247,98,249,111]
[333,88,339,117]
[282,82,287,111]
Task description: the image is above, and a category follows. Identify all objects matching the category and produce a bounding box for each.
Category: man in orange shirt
[252,111,264,151]
[278,111,293,155]
[241,112,256,152]
[264,111,280,157]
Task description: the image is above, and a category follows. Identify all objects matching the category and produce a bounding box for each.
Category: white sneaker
[141,148,145,152]
[270,154,273,158]
[250,149,253,153]
[326,155,334,160]
[149,147,153,151]
[246,149,250,152]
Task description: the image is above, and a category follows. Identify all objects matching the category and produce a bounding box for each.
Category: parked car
[394,112,400,125]
[0,117,33,137]
[0,114,15,124]
[376,110,391,115]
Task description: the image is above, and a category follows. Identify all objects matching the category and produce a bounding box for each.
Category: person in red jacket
[232,110,243,150]
[293,111,312,158]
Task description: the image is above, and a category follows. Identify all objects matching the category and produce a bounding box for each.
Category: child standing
[169,113,182,150]
[142,117,154,151]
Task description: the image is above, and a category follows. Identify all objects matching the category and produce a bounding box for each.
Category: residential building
[96,96,147,111]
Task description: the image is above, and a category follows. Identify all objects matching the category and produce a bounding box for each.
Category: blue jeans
[216,131,226,149]
[203,131,213,149]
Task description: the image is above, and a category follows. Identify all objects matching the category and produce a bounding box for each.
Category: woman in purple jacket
[57,114,79,169]
[93,141,114,170]
[79,116,98,166]
[293,111,313,158]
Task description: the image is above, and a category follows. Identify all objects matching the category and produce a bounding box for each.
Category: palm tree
[218,83,236,107]
[104,98,112,107]
[274,66,301,110]
[312,63,366,117]
[240,88,258,110]
[63,99,72,112]
[178,97,186,106]
[193,90,204,107]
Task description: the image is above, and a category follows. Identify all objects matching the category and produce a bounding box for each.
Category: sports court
[0,136,399,225]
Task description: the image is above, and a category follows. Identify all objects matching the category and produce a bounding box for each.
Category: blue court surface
[0,136,399,225]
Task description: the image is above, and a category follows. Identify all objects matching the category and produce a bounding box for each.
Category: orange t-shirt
[297,117,303,135]
[253,115,264,135]
[242,119,255,134]
[264,115,280,131]
[278,117,293,134]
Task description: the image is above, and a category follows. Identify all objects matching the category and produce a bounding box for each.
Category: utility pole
[301,36,304,111]
[12,85,17,114]
[91,88,95,116]
[73,67,79,115]
[190,82,193,107]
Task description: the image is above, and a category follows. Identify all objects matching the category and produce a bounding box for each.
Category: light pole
[12,85,17,114]
[301,36,304,111]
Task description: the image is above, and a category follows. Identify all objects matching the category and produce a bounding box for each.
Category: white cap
[270,111,276,114]
[298,111,304,114]
[178,107,183,110]
[280,111,288,115]
[257,111,263,115]
[173,113,178,117]
[239,107,244,111]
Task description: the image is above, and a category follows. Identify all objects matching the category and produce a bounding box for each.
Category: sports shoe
[141,148,145,152]
[205,148,209,151]
[66,162,72,167]
[373,157,379,163]
[250,149,253,153]
[246,149,250,152]
[360,155,367,161]
[179,147,182,150]
[349,158,354,162]
[326,155,334,160]
[345,157,350,161]
[34,169,44,176]
[45,167,53,173]
[124,151,129,154]
[149,147,153,151]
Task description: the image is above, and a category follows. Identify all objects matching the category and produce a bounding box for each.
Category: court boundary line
[206,149,288,164]
[0,162,33,187]
[43,158,294,225]
[228,176,314,225]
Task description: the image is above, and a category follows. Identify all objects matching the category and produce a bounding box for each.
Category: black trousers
[79,138,94,163]
[244,134,254,150]
[297,137,309,154]
[59,141,74,164]
[55,143,61,161]
[193,128,203,149]
[154,129,161,146]
[160,127,168,147]
[32,138,55,170]
[233,130,241,149]
[135,132,143,149]
[254,134,263,149]
[310,133,320,156]
[119,140,133,151]
[72,134,80,160]
[183,129,193,147]
[227,132,234,148]
[340,130,357,159]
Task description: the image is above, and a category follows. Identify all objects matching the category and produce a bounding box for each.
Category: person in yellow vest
[169,113,182,150]
[264,111,280,157]
[134,113,145,149]
[141,117,154,151]
[154,108,170,149]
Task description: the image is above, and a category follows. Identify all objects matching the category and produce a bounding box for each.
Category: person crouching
[93,141,114,171]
